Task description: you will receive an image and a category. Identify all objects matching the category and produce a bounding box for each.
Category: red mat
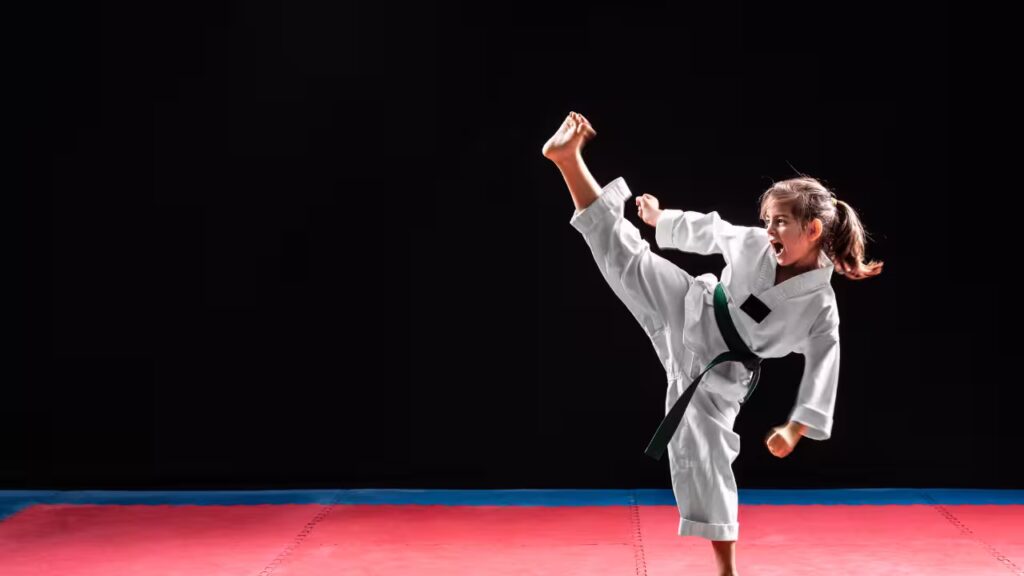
[1,503,1021,575]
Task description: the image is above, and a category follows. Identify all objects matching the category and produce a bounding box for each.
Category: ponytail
[828,199,884,280]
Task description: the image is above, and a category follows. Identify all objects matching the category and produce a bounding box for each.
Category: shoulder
[808,296,840,339]
[718,216,768,255]
[743,225,769,249]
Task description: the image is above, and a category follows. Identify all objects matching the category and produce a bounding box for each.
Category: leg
[667,384,743,541]
[564,169,694,377]
[711,539,738,576]
[553,149,601,213]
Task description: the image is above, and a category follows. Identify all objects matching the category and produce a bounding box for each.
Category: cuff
[568,176,632,234]
[655,209,684,249]
[788,405,833,441]
[678,517,739,541]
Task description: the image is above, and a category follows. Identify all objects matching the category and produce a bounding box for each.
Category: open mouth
[771,240,785,256]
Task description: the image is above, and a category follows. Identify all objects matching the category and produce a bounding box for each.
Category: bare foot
[541,111,597,163]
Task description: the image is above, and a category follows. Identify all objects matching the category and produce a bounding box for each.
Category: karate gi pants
[568,178,743,541]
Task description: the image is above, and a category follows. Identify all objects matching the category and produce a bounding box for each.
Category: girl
[542,111,883,576]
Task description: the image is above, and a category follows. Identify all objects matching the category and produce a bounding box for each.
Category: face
[762,198,822,268]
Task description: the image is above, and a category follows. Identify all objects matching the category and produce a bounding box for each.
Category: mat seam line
[255,490,343,576]
[629,490,649,576]
[922,490,1023,576]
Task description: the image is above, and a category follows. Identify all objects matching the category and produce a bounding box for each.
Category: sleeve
[788,308,841,441]
[654,209,765,265]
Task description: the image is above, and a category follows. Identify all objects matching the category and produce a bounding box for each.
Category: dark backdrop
[16,2,1009,490]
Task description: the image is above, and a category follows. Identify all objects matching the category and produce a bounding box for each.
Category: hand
[764,423,804,458]
[542,111,597,163]
[635,194,661,227]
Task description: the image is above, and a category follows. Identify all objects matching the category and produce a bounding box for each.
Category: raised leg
[558,158,694,377]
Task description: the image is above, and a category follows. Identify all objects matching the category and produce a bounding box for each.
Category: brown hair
[758,176,884,280]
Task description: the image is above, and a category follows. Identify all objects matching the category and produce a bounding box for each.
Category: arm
[766,309,840,458]
[788,309,842,441]
[654,209,765,263]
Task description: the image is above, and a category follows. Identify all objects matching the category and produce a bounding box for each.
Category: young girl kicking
[542,111,883,576]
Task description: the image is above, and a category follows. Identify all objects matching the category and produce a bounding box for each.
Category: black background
[14,2,1014,489]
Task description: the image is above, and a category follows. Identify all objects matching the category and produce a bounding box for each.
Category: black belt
[644,282,763,461]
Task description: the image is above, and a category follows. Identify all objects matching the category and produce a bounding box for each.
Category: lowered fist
[765,422,805,458]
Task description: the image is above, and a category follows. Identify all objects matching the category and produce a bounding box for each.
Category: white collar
[757,243,834,300]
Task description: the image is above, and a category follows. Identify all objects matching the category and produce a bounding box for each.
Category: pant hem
[678,517,739,541]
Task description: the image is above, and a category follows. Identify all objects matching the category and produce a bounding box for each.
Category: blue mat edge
[2,488,1021,521]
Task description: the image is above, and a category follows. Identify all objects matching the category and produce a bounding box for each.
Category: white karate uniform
[569,176,840,541]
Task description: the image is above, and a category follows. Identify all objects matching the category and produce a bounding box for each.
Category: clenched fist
[765,422,805,458]
[635,194,662,227]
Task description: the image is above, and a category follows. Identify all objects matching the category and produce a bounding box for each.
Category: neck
[794,249,823,273]
[776,248,824,283]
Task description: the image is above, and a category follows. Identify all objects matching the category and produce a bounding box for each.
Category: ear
[808,218,824,243]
